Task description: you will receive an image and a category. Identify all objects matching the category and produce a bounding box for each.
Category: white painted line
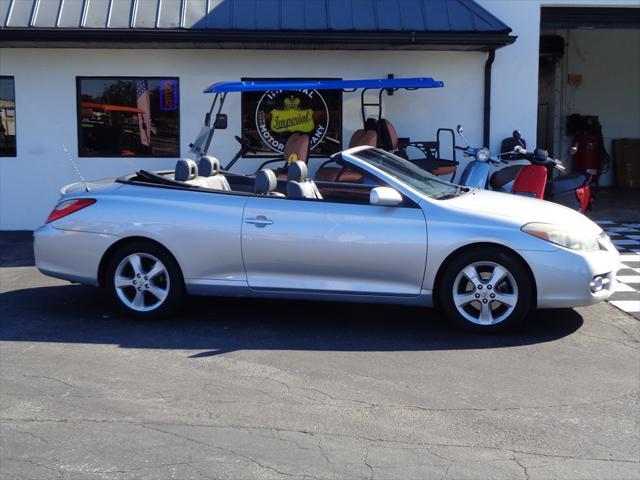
[617,275,640,283]
[619,254,640,261]
[614,283,637,293]
[596,220,615,224]
[626,235,640,240]
[609,300,640,313]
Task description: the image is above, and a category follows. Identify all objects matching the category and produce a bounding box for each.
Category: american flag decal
[135,79,151,147]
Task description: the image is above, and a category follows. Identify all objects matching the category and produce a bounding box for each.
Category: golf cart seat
[489,165,523,190]
[349,118,379,148]
[378,118,399,150]
[286,161,323,200]
[272,133,311,180]
[284,133,310,164]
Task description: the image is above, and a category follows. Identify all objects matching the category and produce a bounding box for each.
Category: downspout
[483,49,496,147]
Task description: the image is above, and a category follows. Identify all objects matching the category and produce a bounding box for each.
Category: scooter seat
[489,165,523,189]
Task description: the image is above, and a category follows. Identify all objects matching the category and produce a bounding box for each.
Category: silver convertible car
[35,144,619,332]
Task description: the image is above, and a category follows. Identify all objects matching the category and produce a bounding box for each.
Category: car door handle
[245,216,273,227]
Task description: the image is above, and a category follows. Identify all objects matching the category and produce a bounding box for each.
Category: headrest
[364,118,378,131]
[283,133,310,164]
[199,155,220,176]
[287,161,308,182]
[378,119,399,149]
[175,159,198,181]
[255,169,277,194]
[349,129,378,148]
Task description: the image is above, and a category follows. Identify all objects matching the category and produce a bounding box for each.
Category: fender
[458,160,492,189]
[512,164,547,199]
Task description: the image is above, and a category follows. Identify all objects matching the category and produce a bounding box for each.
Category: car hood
[444,188,602,235]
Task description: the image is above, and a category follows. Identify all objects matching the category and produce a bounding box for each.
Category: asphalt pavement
[1,234,639,480]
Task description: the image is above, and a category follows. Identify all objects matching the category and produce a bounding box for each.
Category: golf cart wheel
[106,241,185,319]
[438,247,533,332]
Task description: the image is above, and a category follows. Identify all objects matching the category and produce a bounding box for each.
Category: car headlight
[521,222,600,251]
[476,148,490,162]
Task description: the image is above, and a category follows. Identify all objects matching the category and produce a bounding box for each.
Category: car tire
[106,241,185,319]
[438,247,533,332]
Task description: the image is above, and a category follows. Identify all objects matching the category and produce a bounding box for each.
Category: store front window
[0,77,17,157]
[240,78,343,158]
[77,77,179,157]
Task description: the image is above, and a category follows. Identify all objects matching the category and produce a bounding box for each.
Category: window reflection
[0,77,16,157]
[77,77,179,157]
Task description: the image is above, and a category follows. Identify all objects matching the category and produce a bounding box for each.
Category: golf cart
[190,77,459,181]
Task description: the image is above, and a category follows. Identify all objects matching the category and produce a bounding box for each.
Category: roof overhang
[541,7,640,30]
[0,28,517,52]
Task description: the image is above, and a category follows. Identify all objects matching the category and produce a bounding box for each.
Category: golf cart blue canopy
[204,77,444,93]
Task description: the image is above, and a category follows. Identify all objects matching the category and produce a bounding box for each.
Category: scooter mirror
[513,130,522,140]
[514,145,527,154]
[534,148,549,160]
[569,145,578,156]
[456,125,464,136]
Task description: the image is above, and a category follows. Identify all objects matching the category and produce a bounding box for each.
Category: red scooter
[502,131,591,213]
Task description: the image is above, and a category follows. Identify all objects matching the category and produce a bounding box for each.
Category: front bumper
[34,223,117,286]
[519,243,620,309]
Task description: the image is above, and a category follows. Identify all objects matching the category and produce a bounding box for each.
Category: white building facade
[0,0,638,230]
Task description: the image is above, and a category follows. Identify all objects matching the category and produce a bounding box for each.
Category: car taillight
[46,198,96,223]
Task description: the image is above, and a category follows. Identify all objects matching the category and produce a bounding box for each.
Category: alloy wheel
[452,261,518,325]
[114,253,170,312]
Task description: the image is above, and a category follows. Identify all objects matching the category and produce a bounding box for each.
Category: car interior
[125,126,424,206]
[127,154,386,206]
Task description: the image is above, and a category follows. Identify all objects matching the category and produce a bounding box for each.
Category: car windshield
[349,148,460,199]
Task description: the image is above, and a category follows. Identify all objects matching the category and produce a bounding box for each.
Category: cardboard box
[612,139,640,189]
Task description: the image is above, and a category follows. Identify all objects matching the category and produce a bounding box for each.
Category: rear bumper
[520,244,620,309]
[34,224,117,286]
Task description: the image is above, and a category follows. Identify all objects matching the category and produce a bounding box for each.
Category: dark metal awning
[541,7,640,30]
[1,0,516,51]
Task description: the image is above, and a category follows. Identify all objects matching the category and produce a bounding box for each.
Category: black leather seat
[489,165,523,190]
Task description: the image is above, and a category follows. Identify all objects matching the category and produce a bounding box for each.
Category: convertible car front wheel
[438,247,533,332]
[106,241,185,319]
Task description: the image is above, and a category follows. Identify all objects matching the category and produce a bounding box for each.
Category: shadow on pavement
[0,231,34,267]
[0,284,584,356]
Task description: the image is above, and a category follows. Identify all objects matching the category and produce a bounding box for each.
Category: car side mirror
[370,187,403,207]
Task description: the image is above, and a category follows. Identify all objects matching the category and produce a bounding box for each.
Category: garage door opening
[538,7,640,195]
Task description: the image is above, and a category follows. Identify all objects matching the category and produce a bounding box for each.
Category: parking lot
[1,233,639,480]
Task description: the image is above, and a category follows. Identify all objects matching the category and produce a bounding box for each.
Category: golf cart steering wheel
[235,135,257,154]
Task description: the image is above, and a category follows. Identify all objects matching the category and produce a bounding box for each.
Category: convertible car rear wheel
[438,247,533,332]
[106,241,185,319]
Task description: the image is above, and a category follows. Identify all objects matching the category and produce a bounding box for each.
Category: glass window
[77,77,179,157]
[240,78,343,158]
[349,148,460,199]
[0,77,17,157]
